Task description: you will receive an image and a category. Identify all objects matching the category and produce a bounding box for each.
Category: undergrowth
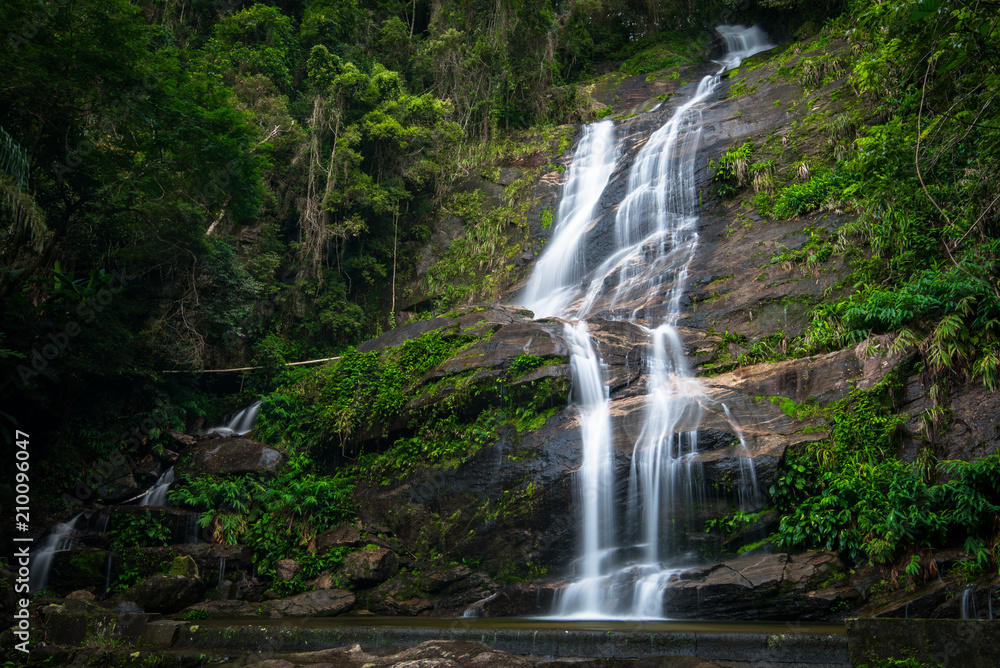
[770,382,1000,571]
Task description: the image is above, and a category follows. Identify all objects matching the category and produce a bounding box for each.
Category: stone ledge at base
[847,618,1000,668]
[172,623,849,664]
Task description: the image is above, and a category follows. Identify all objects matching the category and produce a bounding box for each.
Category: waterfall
[29,513,83,593]
[553,322,616,617]
[961,584,977,619]
[202,400,262,437]
[525,25,774,619]
[103,553,114,598]
[217,557,229,600]
[522,121,619,319]
[141,466,175,506]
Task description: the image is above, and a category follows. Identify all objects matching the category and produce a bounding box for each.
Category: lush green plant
[108,511,171,552]
[771,169,840,218]
[170,452,355,578]
[771,384,1000,570]
[710,141,754,196]
[107,511,171,592]
[256,327,486,455]
[509,353,545,376]
[619,30,710,75]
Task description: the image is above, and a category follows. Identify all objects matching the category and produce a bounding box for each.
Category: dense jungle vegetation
[2,0,999,586]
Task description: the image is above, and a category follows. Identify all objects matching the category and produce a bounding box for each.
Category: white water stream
[141,466,175,506]
[29,513,83,593]
[523,25,774,619]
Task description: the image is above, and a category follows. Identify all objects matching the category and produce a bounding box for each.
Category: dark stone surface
[660,551,859,621]
[366,567,498,616]
[277,639,533,667]
[343,548,399,586]
[36,608,154,647]
[847,618,1000,668]
[318,524,362,551]
[180,437,286,476]
[275,558,302,582]
[49,548,109,595]
[128,574,205,614]
[171,623,849,664]
[264,589,356,617]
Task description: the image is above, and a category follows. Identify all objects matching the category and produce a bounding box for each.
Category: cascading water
[554,322,616,617]
[722,404,763,510]
[521,121,619,319]
[29,513,83,593]
[961,584,977,619]
[202,400,262,437]
[523,25,774,619]
[141,466,175,506]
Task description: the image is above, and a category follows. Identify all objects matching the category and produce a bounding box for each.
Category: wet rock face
[353,309,877,596]
[180,437,286,476]
[49,548,108,595]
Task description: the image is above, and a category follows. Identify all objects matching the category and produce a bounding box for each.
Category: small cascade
[202,400,262,438]
[184,514,201,544]
[522,24,776,619]
[103,553,114,598]
[217,557,229,600]
[141,466,175,507]
[961,584,977,619]
[94,511,110,534]
[629,324,705,563]
[722,404,763,511]
[29,513,83,593]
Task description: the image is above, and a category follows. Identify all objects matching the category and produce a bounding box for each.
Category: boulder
[275,558,302,582]
[180,437,286,476]
[305,570,336,590]
[166,429,196,447]
[479,581,559,617]
[65,590,96,603]
[181,599,263,618]
[128,574,205,614]
[167,555,199,579]
[264,588,355,616]
[343,548,399,585]
[660,551,858,620]
[317,524,361,551]
[368,567,499,616]
[133,455,162,482]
